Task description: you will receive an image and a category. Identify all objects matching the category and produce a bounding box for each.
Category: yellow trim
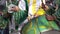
[34,28,36,34]
[32,0,36,15]
[27,0,30,4]
[39,26,47,28]
[36,8,46,16]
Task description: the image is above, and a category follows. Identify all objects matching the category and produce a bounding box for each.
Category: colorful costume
[19,0,60,34]
[45,1,60,30]
[9,0,60,34]
[53,0,60,27]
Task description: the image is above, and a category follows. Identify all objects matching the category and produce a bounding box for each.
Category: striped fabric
[18,0,46,16]
[13,0,28,30]
[28,0,46,16]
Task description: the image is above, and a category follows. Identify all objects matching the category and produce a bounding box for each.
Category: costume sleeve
[18,0,26,10]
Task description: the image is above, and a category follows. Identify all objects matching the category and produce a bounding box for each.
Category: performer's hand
[27,16,34,21]
[46,15,55,21]
[11,6,19,12]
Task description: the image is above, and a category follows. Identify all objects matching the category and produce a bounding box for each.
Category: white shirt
[18,0,26,10]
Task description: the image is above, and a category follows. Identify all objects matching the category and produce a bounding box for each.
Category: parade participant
[45,0,60,31]
[21,0,60,34]
[10,0,60,34]
[9,0,28,33]
[6,0,19,33]
[53,0,60,28]
[0,0,9,34]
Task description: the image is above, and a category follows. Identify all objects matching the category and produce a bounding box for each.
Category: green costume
[22,15,60,34]
[8,0,60,34]
[46,5,60,30]
[52,0,60,28]
[0,7,9,30]
[21,0,60,34]
[54,0,60,21]
[0,15,9,29]
[11,0,28,30]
